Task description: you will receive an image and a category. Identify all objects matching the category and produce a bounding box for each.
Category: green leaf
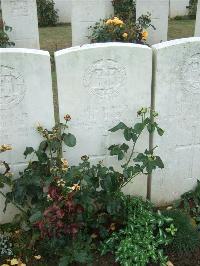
[39,140,48,151]
[109,122,127,132]
[155,156,164,168]
[134,123,144,134]
[124,128,132,141]
[24,147,34,158]
[147,123,156,133]
[120,143,129,153]
[59,256,70,266]
[29,211,42,223]
[157,127,164,136]
[63,133,76,147]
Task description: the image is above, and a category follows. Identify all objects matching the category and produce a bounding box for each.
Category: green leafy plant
[36,0,58,27]
[0,20,15,48]
[162,209,200,254]
[100,197,175,266]
[175,180,200,228]
[0,108,165,265]
[89,14,154,44]
[108,107,164,197]
[188,0,198,18]
[112,0,136,22]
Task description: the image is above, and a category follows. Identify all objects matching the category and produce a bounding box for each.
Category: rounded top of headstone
[152,37,200,50]
[55,42,151,57]
[0,48,49,57]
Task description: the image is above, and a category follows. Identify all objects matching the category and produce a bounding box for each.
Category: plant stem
[0,190,26,214]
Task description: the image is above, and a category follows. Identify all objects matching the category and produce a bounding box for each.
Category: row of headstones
[1,37,200,222]
[1,0,200,49]
[73,0,200,46]
[55,0,190,23]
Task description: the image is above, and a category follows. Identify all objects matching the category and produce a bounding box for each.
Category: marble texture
[136,0,169,45]
[1,0,40,49]
[54,0,71,23]
[55,42,152,198]
[152,37,200,204]
[195,0,200,36]
[169,0,189,18]
[0,48,54,223]
[71,0,114,46]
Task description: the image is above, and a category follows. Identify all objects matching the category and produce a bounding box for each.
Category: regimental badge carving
[83,59,126,97]
[0,65,26,110]
[181,53,200,94]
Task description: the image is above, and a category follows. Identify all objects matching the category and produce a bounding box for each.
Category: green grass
[168,19,195,40]
[39,24,71,53]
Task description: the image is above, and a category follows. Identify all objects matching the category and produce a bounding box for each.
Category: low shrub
[175,180,200,228]
[36,0,58,27]
[100,197,175,266]
[188,0,198,18]
[0,108,166,265]
[162,209,200,254]
[89,14,154,44]
[112,0,136,22]
[0,20,15,48]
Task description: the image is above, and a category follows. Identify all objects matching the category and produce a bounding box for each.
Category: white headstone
[195,0,200,36]
[1,0,40,49]
[169,0,189,18]
[0,49,54,222]
[71,0,114,46]
[152,38,200,204]
[136,0,169,45]
[54,0,71,23]
[55,43,152,197]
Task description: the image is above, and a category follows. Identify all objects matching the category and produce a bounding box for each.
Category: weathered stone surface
[0,49,54,222]
[169,0,189,18]
[1,0,40,49]
[55,43,152,197]
[71,0,114,46]
[195,0,200,36]
[152,38,200,204]
[136,0,169,45]
[54,0,71,23]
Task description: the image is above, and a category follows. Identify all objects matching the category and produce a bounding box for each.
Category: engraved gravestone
[1,0,40,49]
[152,38,200,204]
[0,49,54,223]
[136,0,169,45]
[195,0,200,36]
[169,0,189,18]
[55,43,152,197]
[71,0,114,46]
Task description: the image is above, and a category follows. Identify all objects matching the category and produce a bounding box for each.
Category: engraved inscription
[181,53,200,93]
[0,65,26,110]
[83,59,126,97]
[10,0,29,17]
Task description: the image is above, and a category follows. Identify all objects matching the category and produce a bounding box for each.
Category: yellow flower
[71,184,80,191]
[113,17,124,26]
[142,30,148,40]
[61,158,69,172]
[109,223,116,231]
[105,19,112,25]
[34,255,41,260]
[91,233,98,239]
[10,259,18,265]
[0,144,12,152]
[105,17,124,26]
[122,32,128,39]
